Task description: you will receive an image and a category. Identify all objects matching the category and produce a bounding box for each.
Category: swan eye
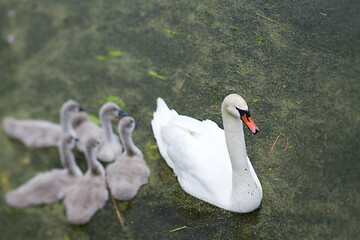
[236,107,251,120]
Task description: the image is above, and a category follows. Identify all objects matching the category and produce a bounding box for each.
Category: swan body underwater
[5,133,83,208]
[71,102,128,162]
[106,116,150,200]
[63,139,108,225]
[3,100,84,148]
[151,94,262,213]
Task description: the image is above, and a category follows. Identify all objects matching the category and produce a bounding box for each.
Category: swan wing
[152,98,232,204]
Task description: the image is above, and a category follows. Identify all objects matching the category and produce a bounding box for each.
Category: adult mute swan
[106,116,150,200]
[63,139,108,225]
[3,100,84,148]
[71,102,128,162]
[5,133,83,208]
[151,94,262,213]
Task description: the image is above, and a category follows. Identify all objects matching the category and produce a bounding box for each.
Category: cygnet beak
[118,110,129,116]
[240,111,259,134]
[79,106,86,112]
[135,121,142,127]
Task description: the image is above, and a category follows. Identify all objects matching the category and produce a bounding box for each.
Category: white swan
[5,133,83,208]
[3,100,84,148]
[71,102,128,162]
[151,94,262,213]
[106,116,150,200]
[63,139,108,225]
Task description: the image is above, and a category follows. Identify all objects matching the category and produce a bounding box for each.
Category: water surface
[0,0,359,239]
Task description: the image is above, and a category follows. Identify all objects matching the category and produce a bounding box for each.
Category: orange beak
[241,113,259,134]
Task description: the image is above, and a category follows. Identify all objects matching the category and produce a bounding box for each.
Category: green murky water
[0,0,359,239]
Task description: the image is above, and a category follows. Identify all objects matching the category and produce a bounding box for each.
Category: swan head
[222,94,259,134]
[118,116,136,135]
[61,100,84,115]
[99,102,128,120]
[60,133,77,149]
[85,138,100,154]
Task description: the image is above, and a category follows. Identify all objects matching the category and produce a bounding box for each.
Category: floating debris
[268,132,289,156]
[255,13,277,23]
[154,25,196,38]
[108,50,122,57]
[170,226,187,232]
[177,79,185,93]
[145,141,160,160]
[111,195,125,232]
[149,70,166,80]
[7,34,15,44]
[96,49,122,61]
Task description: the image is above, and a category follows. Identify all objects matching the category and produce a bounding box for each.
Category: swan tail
[110,181,138,200]
[5,190,29,208]
[3,117,19,139]
[3,117,61,148]
[151,98,178,169]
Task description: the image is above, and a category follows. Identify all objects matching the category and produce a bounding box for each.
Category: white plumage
[151,94,262,213]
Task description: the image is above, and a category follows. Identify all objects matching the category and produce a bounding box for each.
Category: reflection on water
[0,0,359,239]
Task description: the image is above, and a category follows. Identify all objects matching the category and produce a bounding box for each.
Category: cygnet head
[99,102,128,120]
[61,100,85,115]
[118,116,136,135]
[60,133,78,149]
[222,94,259,134]
[86,138,100,154]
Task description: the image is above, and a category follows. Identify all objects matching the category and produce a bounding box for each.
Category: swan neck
[222,109,262,212]
[222,111,249,170]
[85,148,104,176]
[120,129,140,157]
[60,110,75,136]
[59,142,81,176]
[100,116,113,143]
